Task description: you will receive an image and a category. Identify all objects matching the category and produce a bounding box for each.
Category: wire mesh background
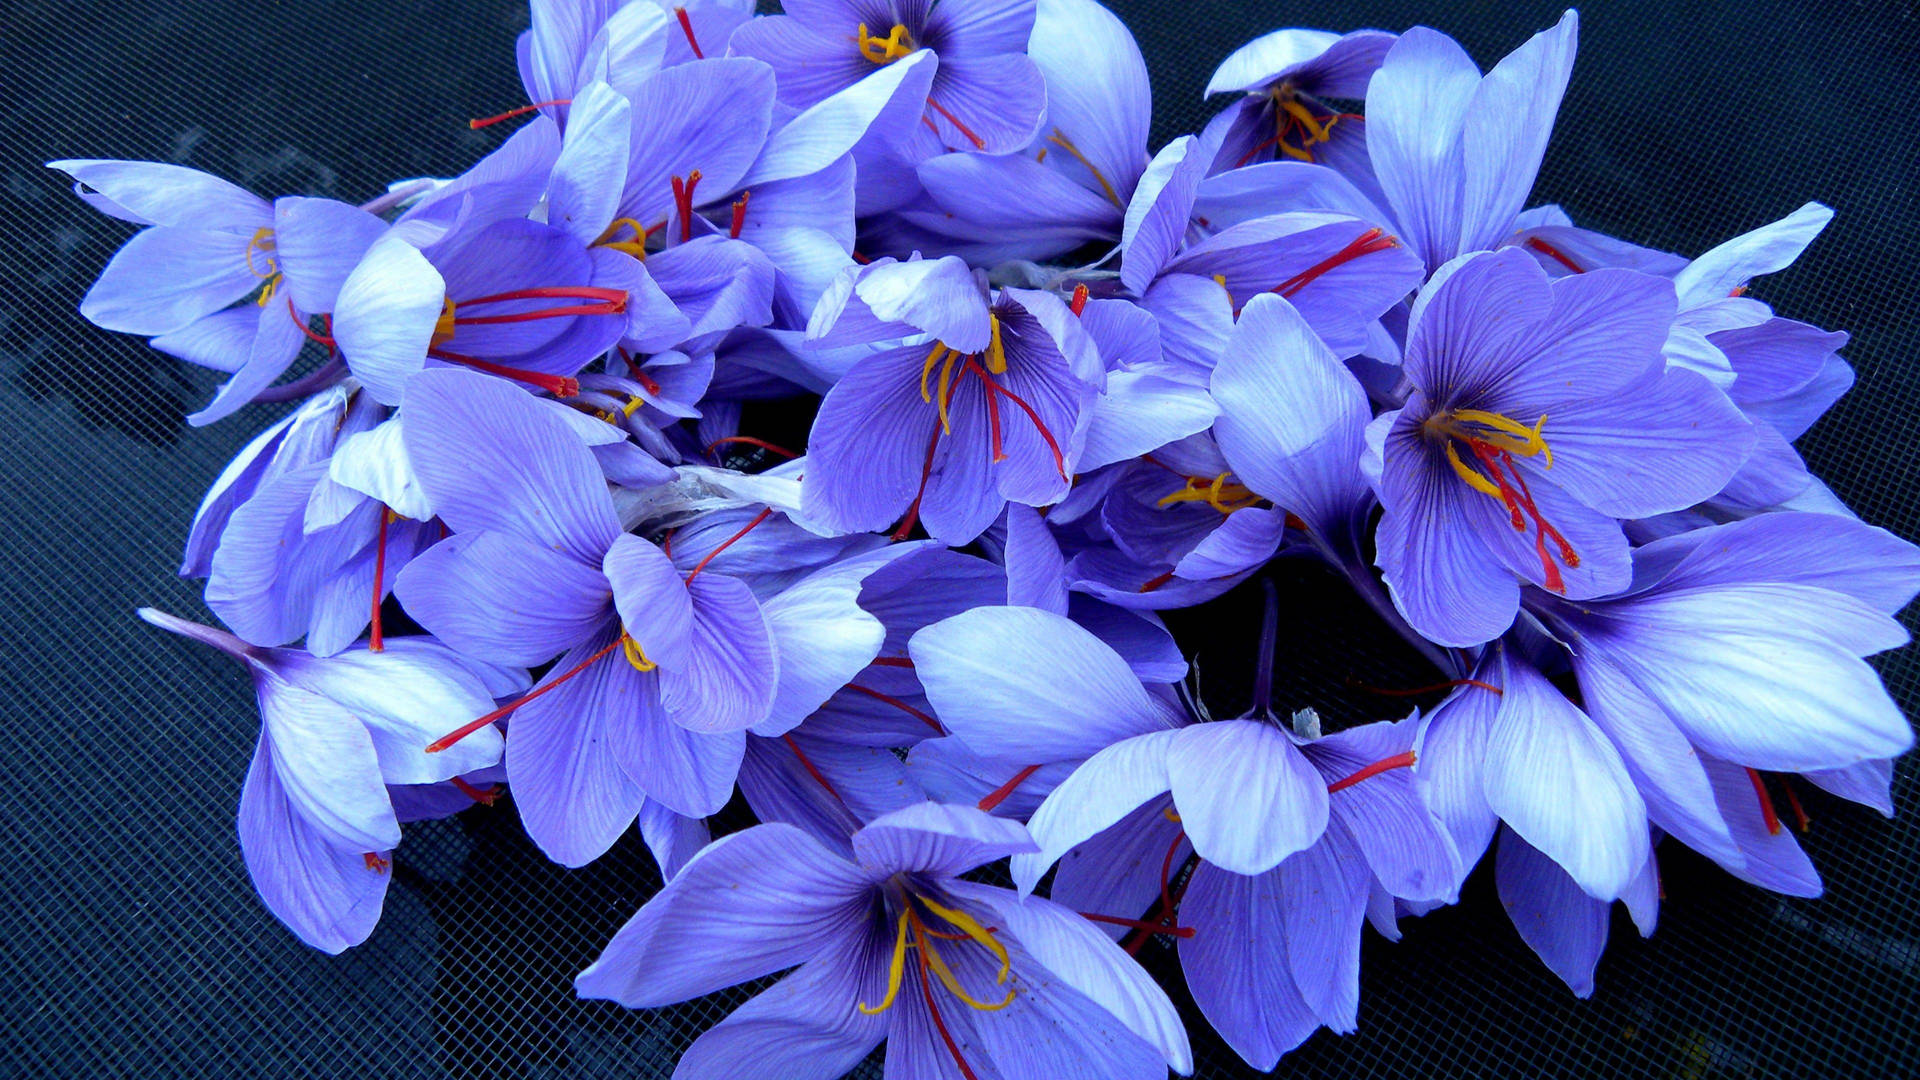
[3,0,1916,1076]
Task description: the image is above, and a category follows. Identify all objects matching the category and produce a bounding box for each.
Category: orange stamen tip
[1069,284,1089,316]
[1139,569,1176,593]
[363,853,391,873]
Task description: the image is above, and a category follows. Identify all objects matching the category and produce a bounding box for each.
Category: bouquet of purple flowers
[57,1,1914,1075]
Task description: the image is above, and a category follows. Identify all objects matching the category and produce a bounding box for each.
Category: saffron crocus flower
[729,0,1046,156]
[1521,512,1920,870]
[1367,247,1753,647]
[391,368,777,864]
[575,802,1192,1080]
[138,610,508,953]
[911,602,1455,1067]
[53,160,391,423]
[1200,28,1395,175]
[802,256,1102,543]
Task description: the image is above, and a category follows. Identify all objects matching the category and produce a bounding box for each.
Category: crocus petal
[50,159,269,229]
[1167,720,1330,875]
[1634,512,1920,615]
[187,296,307,426]
[602,532,694,668]
[755,546,921,735]
[1700,755,1821,897]
[1003,503,1069,615]
[645,235,776,338]
[1178,862,1325,1069]
[620,58,777,226]
[800,344,940,534]
[1276,821,1372,1031]
[1046,794,1188,938]
[672,926,893,1080]
[742,50,937,186]
[256,672,402,854]
[1139,273,1234,371]
[1364,27,1479,269]
[913,151,1123,261]
[574,822,872,1007]
[635,798,711,880]
[547,80,632,245]
[850,801,1037,878]
[1453,11,1577,255]
[332,233,444,405]
[659,572,779,733]
[1206,28,1396,97]
[726,15,870,110]
[149,306,258,373]
[505,632,651,866]
[1415,681,1502,871]
[952,881,1193,1074]
[910,606,1179,762]
[1013,730,1181,893]
[81,226,261,335]
[401,368,621,563]
[1118,135,1208,295]
[1027,0,1150,202]
[1481,646,1649,900]
[1674,202,1832,309]
[394,530,611,666]
[1309,717,1460,902]
[1494,827,1611,997]
[272,197,390,314]
[236,735,389,954]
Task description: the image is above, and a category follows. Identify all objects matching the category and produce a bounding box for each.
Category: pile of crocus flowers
[62,0,1915,1074]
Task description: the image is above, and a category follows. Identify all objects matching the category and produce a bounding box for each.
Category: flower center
[856,22,916,64]
[245,227,284,307]
[1235,85,1360,167]
[424,285,629,397]
[914,314,1067,474]
[860,892,1014,1024]
[1424,408,1580,593]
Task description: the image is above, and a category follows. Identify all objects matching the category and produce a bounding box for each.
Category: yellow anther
[592,216,651,260]
[1441,408,1554,467]
[1045,129,1122,210]
[857,911,912,1015]
[934,346,960,434]
[920,342,950,403]
[1210,273,1234,306]
[254,273,283,308]
[431,297,458,345]
[1278,140,1315,162]
[985,314,1007,375]
[1445,441,1504,499]
[1157,472,1260,514]
[244,227,278,277]
[1163,805,1182,824]
[621,394,647,417]
[621,634,657,672]
[856,22,916,64]
[1279,98,1333,143]
[917,894,1011,985]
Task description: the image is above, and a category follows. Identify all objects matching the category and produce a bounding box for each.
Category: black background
[3,0,1916,1076]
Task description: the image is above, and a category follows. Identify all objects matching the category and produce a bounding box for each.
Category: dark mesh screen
[5,1,1915,1076]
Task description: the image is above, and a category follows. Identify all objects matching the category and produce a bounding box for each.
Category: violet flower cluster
[65,1,1916,1074]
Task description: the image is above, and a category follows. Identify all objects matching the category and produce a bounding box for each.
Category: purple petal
[81,226,261,335]
[1206,28,1396,97]
[186,296,306,426]
[602,533,693,668]
[1277,823,1371,1030]
[1700,755,1821,897]
[635,798,711,880]
[660,572,779,733]
[1494,827,1610,997]
[395,531,611,666]
[546,80,632,245]
[49,158,268,230]
[673,927,893,1080]
[255,672,401,854]
[742,50,937,186]
[1119,135,1210,295]
[1012,730,1181,892]
[850,801,1037,878]
[1027,0,1150,201]
[1674,202,1832,309]
[1363,27,1480,268]
[1308,717,1460,902]
[801,343,944,534]
[620,58,776,226]
[1454,12,1577,254]
[574,822,872,1006]
[1046,794,1188,938]
[1178,862,1324,1069]
[272,197,390,314]
[236,735,390,954]
[1167,720,1330,875]
[332,233,444,405]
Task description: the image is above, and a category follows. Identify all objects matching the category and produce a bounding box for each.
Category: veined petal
[272,197,390,314]
[1364,27,1479,269]
[332,233,444,405]
[50,158,269,230]
[394,530,611,667]
[236,735,389,954]
[850,801,1037,878]
[256,672,401,854]
[1494,827,1612,997]
[603,533,694,669]
[1178,862,1325,1069]
[1455,11,1577,254]
[81,226,260,335]
[547,80,633,245]
[660,573,779,734]
[1167,720,1329,875]
[1013,730,1181,893]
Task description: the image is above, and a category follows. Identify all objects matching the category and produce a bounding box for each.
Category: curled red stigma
[450,776,499,805]
[1139,569,1176,593]
[1068,284,1089,316]
[1276,227,1398,298]
[670,170,704,243]
[729,191,750,239]
[1465,440,1578,593]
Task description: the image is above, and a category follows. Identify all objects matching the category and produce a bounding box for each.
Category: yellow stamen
[1441,408,1554,466]
[1157,472,1261,514]
[592,216,650,260]
[1280,98,1332,143]
[1163,805,1182,823]
[920,342,949,403]
[917,894,1011,984]
[1045,129,1122,210]
[1445,441,1504,499]
[1210,273,1234,306]
[1278,140,1315,162]
[985,315,1007,375]
[432,297,458,345]
[934,346,960,434]
[254,273,282,308]
[857,911,913,1015]
[621,634,657,672]
[856,22,915,64]
[621,394,647,417]
[244,227,277,277]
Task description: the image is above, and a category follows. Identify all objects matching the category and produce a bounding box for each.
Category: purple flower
[1200,28,1396,174]
[393,368,777,864]
[730,0,1046,156]
[1367,248,1753,647]
[575,802,1192,1080]
[138,610,508,953]
[801,256,1102,543]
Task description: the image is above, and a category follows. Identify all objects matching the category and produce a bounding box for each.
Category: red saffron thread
[469,98,572,130]
[673,6,704,58]
[684,507,774,582]
[783,734,839,799]
[977,765,1041,812]
[426,637,622,752]
[369,507,390,652]
[845,683,944,733]
[1747,767,1783,836]
[1326,750,1418,794]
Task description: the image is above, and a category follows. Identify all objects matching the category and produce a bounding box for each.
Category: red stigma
[1465,440,1578,593]
[706,435,801,460]
[892,427,942,541]
[868,656,915,668]
[429,348,581,399]
[1082,912,1196,938]
[1123,829,1193,955]
[685,507,774,582]
[1275,227,1398,299]
[1746,768,1783,836]
[1068,284,1089,316]
[961,357,1067,478]
[452,285,628,324]
[363,852,391,873]
[468,98,573,130]
[450,776,499,805]
[977,765,1041,812]
[1326,750,1418,794]
[425,636,622,752]
[782,734,840,799]
[670,170,704,243]
[369,506,391,652]
[288,296,336,348]
[729,191,750,239]
[1349,677,1503,698]
[674,7,704,58]
[917,950,983,1080]
[845,683,944,734]
[1525,236,1585,274]
[1139,569,1176,593]
[925,98,987,150]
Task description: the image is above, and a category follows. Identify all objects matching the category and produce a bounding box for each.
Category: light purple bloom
[139,610,507,953]
[1367,247,1753,647]
[576,802,1191,1080]
[1200,28,1395,175]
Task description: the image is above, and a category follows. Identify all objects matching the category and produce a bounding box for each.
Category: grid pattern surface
[3,1,1915,1077]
